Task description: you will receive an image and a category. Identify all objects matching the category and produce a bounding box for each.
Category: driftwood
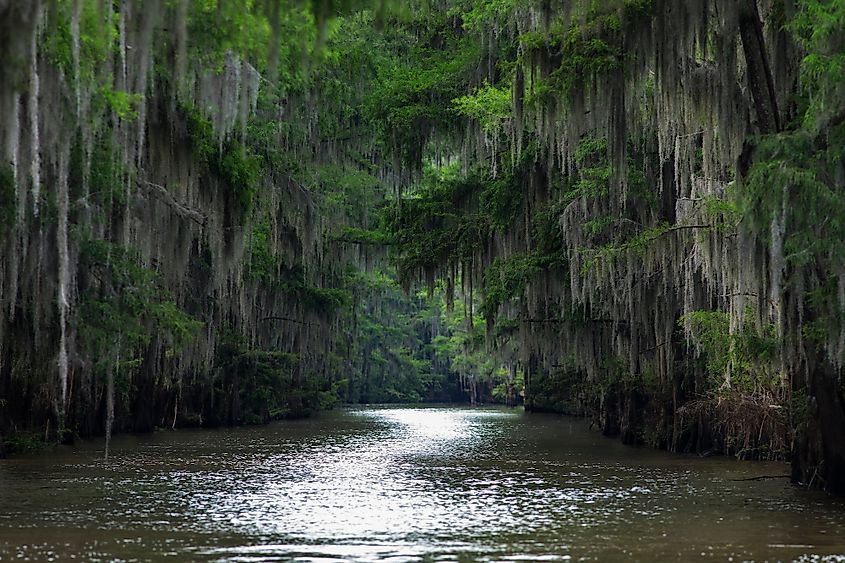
[729,474,790,482]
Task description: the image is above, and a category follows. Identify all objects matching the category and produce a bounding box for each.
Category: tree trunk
[738,0,781,133]
[660,158,677,224]
[793,346,845,494]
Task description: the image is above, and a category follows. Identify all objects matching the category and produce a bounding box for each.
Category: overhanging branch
[139,181,207,227]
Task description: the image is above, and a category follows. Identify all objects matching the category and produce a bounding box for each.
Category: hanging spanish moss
[380,0,845,494]
[1,0,844,497]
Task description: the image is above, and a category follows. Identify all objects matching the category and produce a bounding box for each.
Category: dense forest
[0,0,843,493]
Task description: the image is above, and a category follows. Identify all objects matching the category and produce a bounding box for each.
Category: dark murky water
[1,406,845,561]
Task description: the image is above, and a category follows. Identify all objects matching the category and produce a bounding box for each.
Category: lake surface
[1,406,845,561]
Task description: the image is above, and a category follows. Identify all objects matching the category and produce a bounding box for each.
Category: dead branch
[139,181,207,227]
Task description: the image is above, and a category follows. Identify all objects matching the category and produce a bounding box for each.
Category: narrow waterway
[2,406,844,561]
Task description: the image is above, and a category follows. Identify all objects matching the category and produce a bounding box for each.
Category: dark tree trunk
[738,0,781,133]
[601,390,621,437]
[132,339,161,433]
[524,352,538,412]
[289,363,304,418]
[660,158,677,224]
[619,391,643,445]
[793,345,845,494]
[783,261,845,494]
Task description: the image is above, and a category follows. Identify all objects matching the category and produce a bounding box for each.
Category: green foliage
[42,0,117,83]
[187,0,273,70]
[790,0,845,131]
[596,355,641,394]
[279,270,351,316]
[303,164,386,225]
[582,215,613,237]
[564,137,611,201]
[482,253,541,318]
[741,3,845,261]
[429,299,512,402]
[743,129,845,267]
[478,144,541,228]
[459,0,516,31]
[453,80,512,134]
[41,10,73,78]
[574,136,607,164]
[302,285,352,315]
[2,432,50,455]
[740,123,845,353]
[218,140,261,219]
[702,193,741,233]
[20,0,844,447]
[522,16,622,106]
[364,12,479,166]
[333,226,393,245]
[525,363,585,413]
[87,130,125,207]
[681,310,782,393]
[723,1,845,380]
[182,102,217,168]
[584,222,671,271]
[491,367,522,403]
[246,219,276,283]
[215,330,344,422]
[530,200,567,256]
[78,239,203,376]
[344,269,446,403]
[215,330,299,423]
[98,87,143,121]
[385,164,486,284]
[312,377,348,411]
[681,311,732,378]
[180,102,261,221]
[480,173,522,229]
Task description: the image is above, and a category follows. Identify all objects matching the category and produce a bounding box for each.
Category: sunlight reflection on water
[190,408,518,542]
[2,406,845,562]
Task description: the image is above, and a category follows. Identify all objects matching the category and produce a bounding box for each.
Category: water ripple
[1,406,845,561]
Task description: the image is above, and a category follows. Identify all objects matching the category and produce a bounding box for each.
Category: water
[2,406,845,562]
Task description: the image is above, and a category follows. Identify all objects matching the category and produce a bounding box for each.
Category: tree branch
[260,316,315,326]
[139,181,207,227]
[521,318,628,325]
[641,341,672,354]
